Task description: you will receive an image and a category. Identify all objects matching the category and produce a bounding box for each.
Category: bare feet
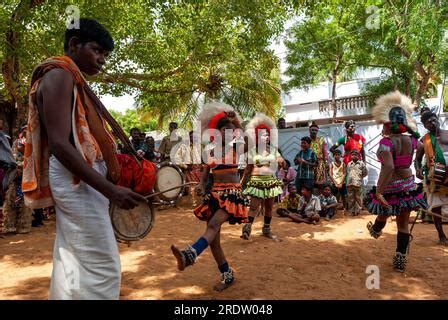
[277,210,290,218]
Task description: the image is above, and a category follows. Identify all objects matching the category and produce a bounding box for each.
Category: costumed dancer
[240,113,284,240]
[170,102,249,291]
[366,91,427,272]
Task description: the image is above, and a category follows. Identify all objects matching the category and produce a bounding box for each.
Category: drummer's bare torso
[435,129,448,152]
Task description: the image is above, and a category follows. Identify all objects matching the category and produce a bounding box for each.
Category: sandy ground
[1,197,448,300]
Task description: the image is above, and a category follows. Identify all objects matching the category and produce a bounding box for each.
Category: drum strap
[423,133,435,167]
[424,133,445,166]
[83,84,141,167]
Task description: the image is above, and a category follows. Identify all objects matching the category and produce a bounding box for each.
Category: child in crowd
[283,185,321,224]
[346,150,368,216]
[277,159,297,200]
[329,149,347,211]
[276,184,301,217]
[294,137,317,196]
[318,185,338,221]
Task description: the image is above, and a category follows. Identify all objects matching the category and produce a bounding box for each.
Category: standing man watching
[159,122,181,162]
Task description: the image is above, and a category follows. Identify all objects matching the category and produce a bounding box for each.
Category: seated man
[276,184,301,217]
[318,185,338,221]
[284,184,321,224]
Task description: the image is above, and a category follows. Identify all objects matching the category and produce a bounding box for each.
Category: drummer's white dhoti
[48,156,121,300]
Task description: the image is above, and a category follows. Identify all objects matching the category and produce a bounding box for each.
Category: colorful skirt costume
[367,176,427,216]
[244,175,283,199]
[367,137,427,216]
[194,182,249,224]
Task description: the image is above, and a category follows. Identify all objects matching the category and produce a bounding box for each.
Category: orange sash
[23,56,120,209]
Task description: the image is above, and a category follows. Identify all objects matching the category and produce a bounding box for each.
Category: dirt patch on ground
[1,199,447,300]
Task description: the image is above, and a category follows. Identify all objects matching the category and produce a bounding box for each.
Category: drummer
[173,130,202,207]
[159,122,182,162]
[415,112,448,246]
[171,102,249,291]
[22,18,145,299]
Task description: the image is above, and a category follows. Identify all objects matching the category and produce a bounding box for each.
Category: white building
[282,72,444,127]
[279,72,446,188]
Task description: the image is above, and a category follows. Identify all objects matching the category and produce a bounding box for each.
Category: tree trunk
[2,30,24,136]
[0,100,17,138]
[331,75,338,123]
[404,76,411,96]
[414,74,430,108]
[330,55,342,123]
[1,0,45,136]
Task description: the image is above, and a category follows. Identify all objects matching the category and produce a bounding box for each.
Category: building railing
[318,96,370,112]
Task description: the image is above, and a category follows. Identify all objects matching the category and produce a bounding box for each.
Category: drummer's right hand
[416,168,424,180]
[107,185,147,210]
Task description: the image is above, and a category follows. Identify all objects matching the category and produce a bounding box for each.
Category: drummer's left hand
[107,185,147,209]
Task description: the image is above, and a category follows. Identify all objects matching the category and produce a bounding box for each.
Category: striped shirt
[295,149,317,180]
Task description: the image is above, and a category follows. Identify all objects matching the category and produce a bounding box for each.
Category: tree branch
[101,52,196,82]
[92,76,197,95]
[396,36,429,78]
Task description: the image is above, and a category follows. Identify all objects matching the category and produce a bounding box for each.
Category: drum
[155,162,185,204]
[428,162,448,193]
[110,201,155,243]
[430,163,446,183]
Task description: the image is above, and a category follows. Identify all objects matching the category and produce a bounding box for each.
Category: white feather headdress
[246,112,278,147]
[197,101,242,142]
[372,91,417,131]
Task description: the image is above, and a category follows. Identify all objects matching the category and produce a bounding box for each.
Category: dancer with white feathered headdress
[366,91,428,273]
[171,102,249,292]
[240,112,284,240]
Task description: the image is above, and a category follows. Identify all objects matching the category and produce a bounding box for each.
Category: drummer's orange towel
[22,56,119,209]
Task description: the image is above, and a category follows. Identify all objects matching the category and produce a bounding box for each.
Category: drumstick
[420,204,448,220]
[144,182,198,201]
